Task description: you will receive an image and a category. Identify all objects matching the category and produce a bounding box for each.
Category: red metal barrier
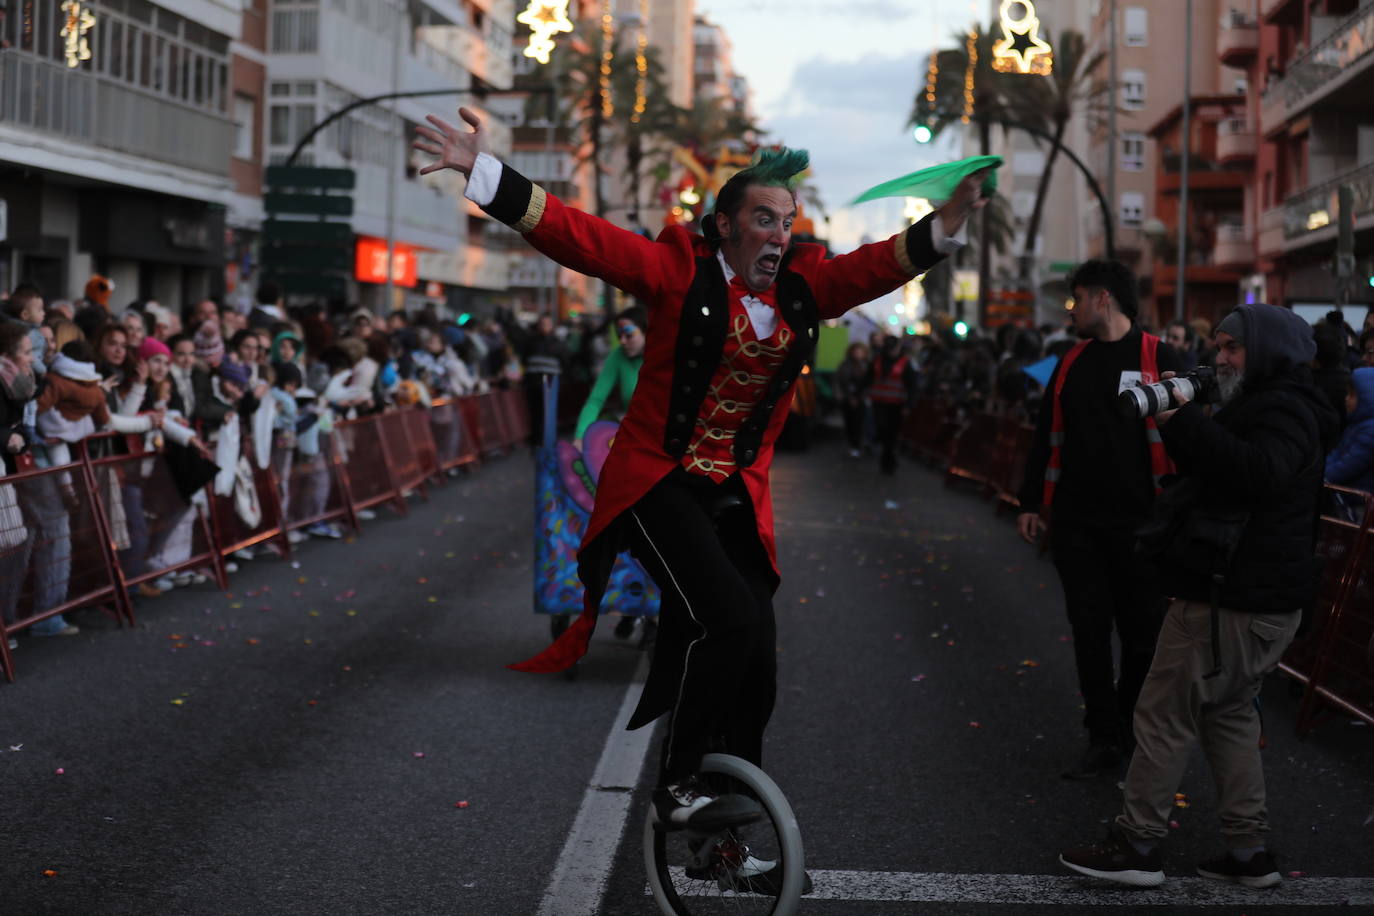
[0,441,132,681]
[333,415,406,516]
[466,391,513,457]
[83,443,227,625]
[903,398,960,466]
[945,412,1000,490]
[500,388,531,448]
[428,399,480,472]
[1281,486,1374,732]
[402,407,441,484]
[987,419,1035,512]
[277,431,357,535]
[208,435,291,562]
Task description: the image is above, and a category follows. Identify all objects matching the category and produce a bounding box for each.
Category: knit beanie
[218,360,251,390]
[194,321,225,366]
[1214,310,1246,345]
[138,337,172,361]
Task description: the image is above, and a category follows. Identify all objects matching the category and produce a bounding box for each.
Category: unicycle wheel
[643,753,806,915]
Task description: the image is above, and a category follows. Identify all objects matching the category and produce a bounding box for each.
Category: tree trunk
[1020,114,1067,285]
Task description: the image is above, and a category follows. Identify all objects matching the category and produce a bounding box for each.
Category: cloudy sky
[695,0,979,252]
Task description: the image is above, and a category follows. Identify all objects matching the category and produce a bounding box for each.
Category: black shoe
[1061,742,1124,780]
[613,616,636,640]
[1197,850,1281,889]
[1060,829,1164,887]
[652,776,763,833]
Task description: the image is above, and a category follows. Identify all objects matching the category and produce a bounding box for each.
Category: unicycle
[644,752,806,915]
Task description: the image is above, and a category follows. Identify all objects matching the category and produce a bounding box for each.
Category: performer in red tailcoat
[417,109,989,833]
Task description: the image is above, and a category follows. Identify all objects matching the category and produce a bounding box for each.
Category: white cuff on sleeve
[930,214,967,255]
[463,153,502,208]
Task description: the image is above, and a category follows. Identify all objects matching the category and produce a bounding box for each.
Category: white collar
[714,251,779,339]
[51,354,102,381]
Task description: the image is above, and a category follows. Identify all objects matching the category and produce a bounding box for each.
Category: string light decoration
[991,0,1053,75]
[517,0,573,65]
[961,28,977,124]
[632,0,649,123]
[600,0,615,119]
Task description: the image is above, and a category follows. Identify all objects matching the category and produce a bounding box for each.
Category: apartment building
[265,0,516,315]
[0,0,245,305]
[1252,0,1374,322]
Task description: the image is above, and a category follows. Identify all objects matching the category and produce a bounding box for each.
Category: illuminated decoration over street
[600,0,615,119]
[60,0,96,69]
[632,0,649,123]
[962,29,977,123]
[517,0,573,65]
[992,0,1053,75]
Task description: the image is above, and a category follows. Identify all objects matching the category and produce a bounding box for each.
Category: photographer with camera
[1060,303,1339,888]
[1017,260,1183,779]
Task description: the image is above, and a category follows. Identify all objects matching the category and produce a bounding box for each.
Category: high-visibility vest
[1042,333,1173,510]
[869,355,909,404]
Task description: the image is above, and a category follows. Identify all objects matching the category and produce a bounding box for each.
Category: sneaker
[7,637,17,650]
[233,548,256,562]
[1197,850,1281,889]
[1060,829,1164,887]
[357,508,377,521]
[32,623,80,638]
[1062,742,1124,780]
[651,776,763,833]
[685,833,814,896]
[311,522,343,539]
[153,576,176,592]
[172,572,194,588]
[287,529,309,544]
[224,561,239,574]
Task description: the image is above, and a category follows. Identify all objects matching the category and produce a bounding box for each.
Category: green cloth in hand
[851,155,1004,205]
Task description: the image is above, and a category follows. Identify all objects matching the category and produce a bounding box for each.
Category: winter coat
[1158,304,1341,614]
[1325,366,1374,494]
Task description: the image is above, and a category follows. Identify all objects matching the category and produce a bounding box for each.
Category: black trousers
[1050,521,1168,746]
[624,468,777,785]
[872,402,904,473]
[841,401,866,451]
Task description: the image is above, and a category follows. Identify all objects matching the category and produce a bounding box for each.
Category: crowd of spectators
[0,275,609,647]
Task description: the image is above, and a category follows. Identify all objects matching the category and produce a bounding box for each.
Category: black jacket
[1157,304,1341,614]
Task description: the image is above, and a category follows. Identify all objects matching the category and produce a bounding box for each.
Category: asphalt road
[4,425,1372,916]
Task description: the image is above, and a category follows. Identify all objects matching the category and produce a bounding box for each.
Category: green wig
[704,146,810,244]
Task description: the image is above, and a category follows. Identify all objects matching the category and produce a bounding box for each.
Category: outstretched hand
[937,168,992,237]
[413,107,485,178]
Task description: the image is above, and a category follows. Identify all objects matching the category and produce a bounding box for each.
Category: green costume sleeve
[851,154,1004,205]
[575,348,629,440]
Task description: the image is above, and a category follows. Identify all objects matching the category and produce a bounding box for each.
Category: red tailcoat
[489,170,947,673]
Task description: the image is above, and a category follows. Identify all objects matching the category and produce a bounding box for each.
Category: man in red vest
[1017,260,1184,779]
[415,109,986,847]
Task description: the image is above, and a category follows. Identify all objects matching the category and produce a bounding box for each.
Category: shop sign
[355,237,418,287]
[165,217,212,251]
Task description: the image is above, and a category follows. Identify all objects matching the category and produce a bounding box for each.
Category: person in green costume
[573,306,646,451]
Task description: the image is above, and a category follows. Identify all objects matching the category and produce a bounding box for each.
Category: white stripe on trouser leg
[630,509,707,777]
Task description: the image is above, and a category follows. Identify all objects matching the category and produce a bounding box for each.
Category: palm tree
[1008,29,1108,280]
[609,42,678,221]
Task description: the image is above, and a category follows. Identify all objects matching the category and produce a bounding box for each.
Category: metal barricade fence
[333,414,406,515]
[208,434,291,563]
[469,390,513,457]
[945,412,1000,490]
[428,399,480,473]
[500,388,531,448]
[401,407,441,484]
[0,439,131,681]
[277,431,357,536]
[83,439,227,625]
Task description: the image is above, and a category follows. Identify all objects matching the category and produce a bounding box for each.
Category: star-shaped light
[992,0,1053,75]
[517,0,573,65]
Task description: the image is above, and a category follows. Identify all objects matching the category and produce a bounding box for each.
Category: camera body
[1118,365,1217,419]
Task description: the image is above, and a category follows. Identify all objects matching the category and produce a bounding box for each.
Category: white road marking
[651,869,1374,906]
[535,655,654,916]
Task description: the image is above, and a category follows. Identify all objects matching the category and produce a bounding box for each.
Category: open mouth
[756,253,781,274]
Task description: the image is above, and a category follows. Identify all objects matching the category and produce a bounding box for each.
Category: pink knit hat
[138,337,171,361]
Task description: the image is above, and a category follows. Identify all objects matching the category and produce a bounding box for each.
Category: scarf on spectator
[0,355,36,401]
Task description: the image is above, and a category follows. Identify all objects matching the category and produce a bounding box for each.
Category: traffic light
[912,123,933,144]
[953,320,970,338]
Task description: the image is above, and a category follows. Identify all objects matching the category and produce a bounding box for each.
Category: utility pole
[383,0,404,316]
[1106,0,1118,256]
[1174,0,1193,322]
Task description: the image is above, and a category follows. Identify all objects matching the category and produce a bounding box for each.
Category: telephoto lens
[1117,367,1215,419]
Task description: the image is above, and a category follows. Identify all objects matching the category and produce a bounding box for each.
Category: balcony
[1282,160,1374,248]
[1261,0,1301,25]
[462,242,511,291]
[1259,2,1374,131]
[1216,118,1256,164]
[1214,222,1253,268]
[0,52,232,178]
[1258,205,1286,257]
[1218,12,1259,67]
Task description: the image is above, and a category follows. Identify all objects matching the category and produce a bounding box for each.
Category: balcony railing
[1218,11,1259,65]
[1262,2,1374,126]
[1258,206,1286,256]
[0,52,232,177]
[1214,221,1252,267]
[1284,161,1374,242]
[1217,117,1256,162]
